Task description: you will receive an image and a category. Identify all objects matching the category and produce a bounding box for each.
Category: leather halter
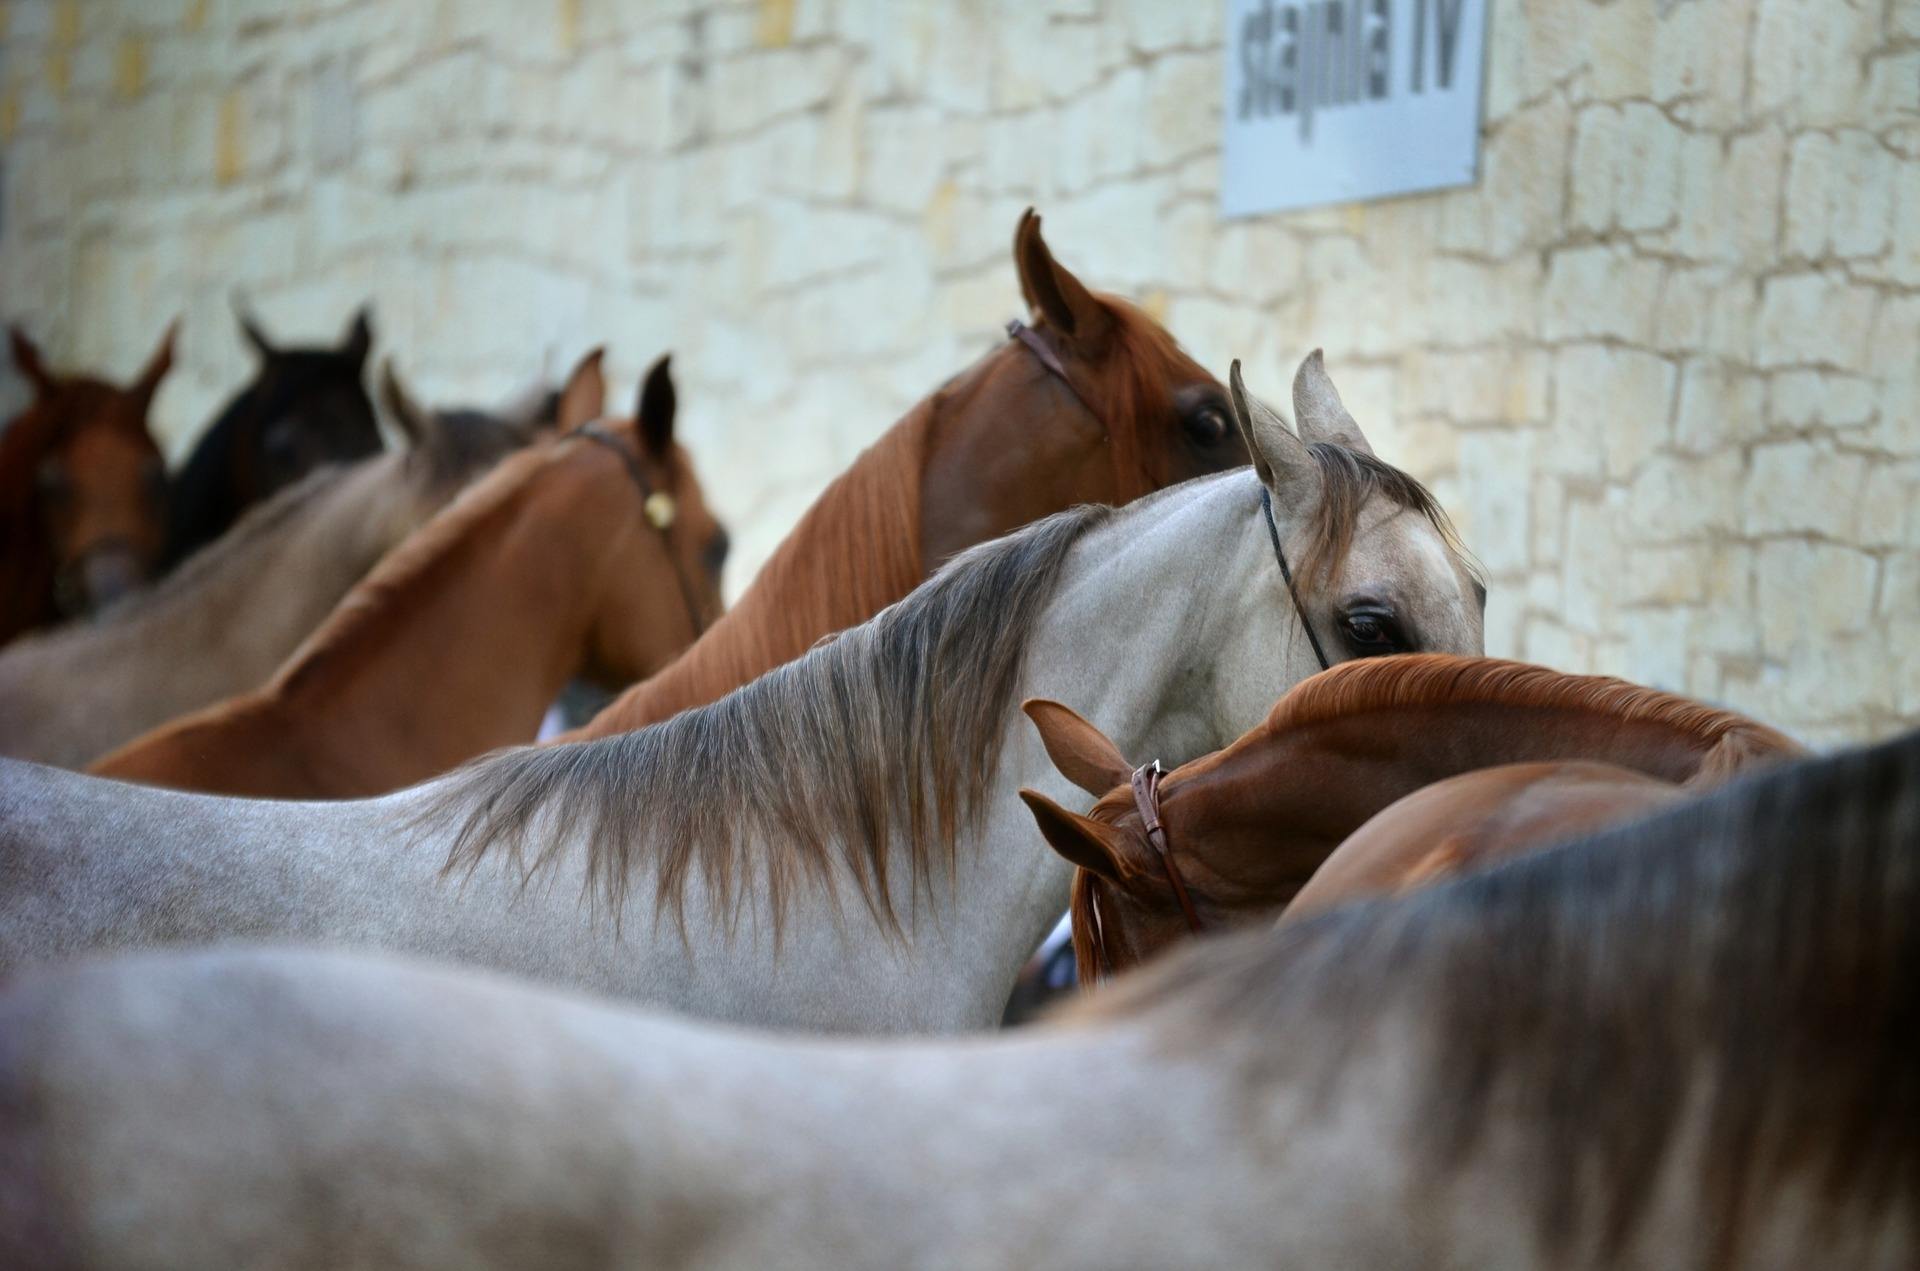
[570,423,708,639]
[1261,487,1332,673]
[1131,760,1204,934]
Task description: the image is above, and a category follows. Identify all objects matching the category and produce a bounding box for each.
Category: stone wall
[1,0,1915,744]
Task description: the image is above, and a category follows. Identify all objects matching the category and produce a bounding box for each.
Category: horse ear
[1229,360,1319,508]
[636,354,675,458]
[379,359,432,448]
[1012,208,1113,354]
[1022,699,1131,799]
[132,320,178,402]
[339,306,374,368]
[1291,349,1374,456]
[233,294,276,359]
[1019,790,1139,883]
[554,347,606,433]
[9,325,52,391]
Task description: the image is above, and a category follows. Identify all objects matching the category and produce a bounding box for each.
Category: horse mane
[1077,728,1920,1265]
[1083,293,1210,497]
[422,501,1113,935]
[588,401,930,730]
[1292,442,1477,599]
[266,439,563,699]
[1258,655,1802,766]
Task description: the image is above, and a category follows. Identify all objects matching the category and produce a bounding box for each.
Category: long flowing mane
[1257,654,1802,767]
[1079,729,1920,1265]
[425,502,1114,933]
[588,403,930,731]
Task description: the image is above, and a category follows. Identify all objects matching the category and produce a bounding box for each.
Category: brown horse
[562,208,1246,739]
[0,325,175,644]
[1282,760,1686,921]
[89,353,725,798]
[1018,655,1804,980]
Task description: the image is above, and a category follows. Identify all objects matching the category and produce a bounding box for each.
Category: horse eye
[1185,406,1230,447]
[1341,610,1403,655]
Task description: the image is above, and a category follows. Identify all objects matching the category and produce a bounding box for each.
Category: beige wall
[1,0,1915,743]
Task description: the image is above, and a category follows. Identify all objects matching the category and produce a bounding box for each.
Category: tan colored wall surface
[1,0,1915,743]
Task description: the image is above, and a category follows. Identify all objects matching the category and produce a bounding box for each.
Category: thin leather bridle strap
[1130,760,1204,935]
[1005,318,1099,417]
[1261,486,1331,673]
[571,423,708,639]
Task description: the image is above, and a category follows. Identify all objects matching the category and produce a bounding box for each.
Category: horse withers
[0,324,175,644]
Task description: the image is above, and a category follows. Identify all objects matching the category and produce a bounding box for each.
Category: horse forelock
[1258,655,1803,766]
[1291,442,1477,601]
[423,500,1113,937]
[1085,292,1209,496]
[1073,728,1920,1264]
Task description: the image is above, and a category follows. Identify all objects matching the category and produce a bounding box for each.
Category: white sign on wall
[1220,0,1488,217]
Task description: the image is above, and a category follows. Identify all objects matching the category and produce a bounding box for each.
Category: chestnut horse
[91,354,726,798]
[1019,655,1803,980]
[0,382,548,769]
[0,324,174,644]
[163,304,382,567]
[562,208,1247,739]
[5,730,1913,1268]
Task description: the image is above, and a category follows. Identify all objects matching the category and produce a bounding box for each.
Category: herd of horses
[0,210,1912,1267]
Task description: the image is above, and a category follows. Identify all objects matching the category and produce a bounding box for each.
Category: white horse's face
[1235,352,1484,673]
[1308,497,1484,662]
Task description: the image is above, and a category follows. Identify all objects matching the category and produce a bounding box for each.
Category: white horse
[3,731,1911,1269]
[0,356,1484,1032]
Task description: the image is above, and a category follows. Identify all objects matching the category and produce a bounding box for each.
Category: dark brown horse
[0,324,175,644]
[163,304,382,566]
[1019,655,1804,980]
[563,208,1247,739]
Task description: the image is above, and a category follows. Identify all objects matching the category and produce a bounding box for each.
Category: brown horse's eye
[702,527,730,580]
[1185,406,1231,448]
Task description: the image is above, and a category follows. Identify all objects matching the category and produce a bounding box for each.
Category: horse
[561,208,1250,739]
[0,324,174,644]
[162,303,383,567]
[0,365,562,769]
[89,354,727,798]
[1018,655,1803,980]
[0,355,1484,1031]
[3,728,1911,1269]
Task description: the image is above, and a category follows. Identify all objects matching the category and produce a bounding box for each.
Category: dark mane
[1081,729,1920,1264]
[1295,441,1476,597]
[424,502,1114,933]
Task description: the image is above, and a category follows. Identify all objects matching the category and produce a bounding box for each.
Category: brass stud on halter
[644,492,677,530]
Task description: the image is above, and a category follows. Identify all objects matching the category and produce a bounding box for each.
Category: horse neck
[265,454,625,776]
[1213,699,1764,861]
[571,401,931,737]
[885,477,1315,1024]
